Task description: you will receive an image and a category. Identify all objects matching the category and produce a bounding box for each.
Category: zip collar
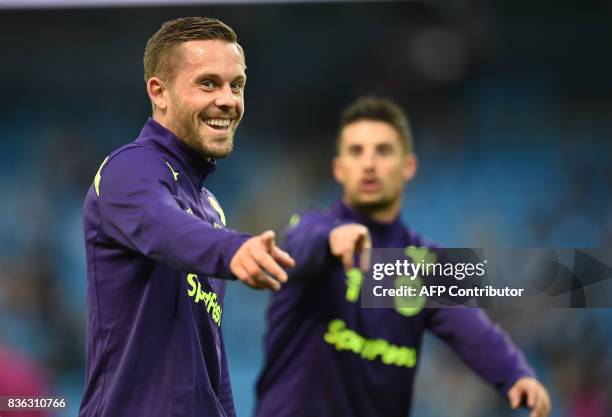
[136,117,217,187]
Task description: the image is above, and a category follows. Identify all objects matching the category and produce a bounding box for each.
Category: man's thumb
[260,230,276,250]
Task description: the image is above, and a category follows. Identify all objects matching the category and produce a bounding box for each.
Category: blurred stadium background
[0,1,611,416]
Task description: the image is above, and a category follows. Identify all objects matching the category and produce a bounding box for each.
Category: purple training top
[256,201,534,417]
[79,118,250,417]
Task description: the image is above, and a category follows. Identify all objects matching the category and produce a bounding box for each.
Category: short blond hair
[143,16,244,83]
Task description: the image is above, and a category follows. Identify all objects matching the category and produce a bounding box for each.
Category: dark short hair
[143,16,244,83]
[337,97,413,152]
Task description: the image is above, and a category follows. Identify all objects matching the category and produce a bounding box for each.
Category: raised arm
[283,213,370,280]
[96,147,293,288]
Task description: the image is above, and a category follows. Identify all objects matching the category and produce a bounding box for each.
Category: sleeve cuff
[221,232,252,279]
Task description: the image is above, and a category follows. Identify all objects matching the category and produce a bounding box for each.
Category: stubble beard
[186,125,235,160]
[171,107,237,160]
[349,188,400,217]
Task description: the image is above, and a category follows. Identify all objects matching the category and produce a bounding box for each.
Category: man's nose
[362,151,376,170]
[214,84,237,110]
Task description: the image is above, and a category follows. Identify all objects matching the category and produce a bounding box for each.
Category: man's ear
[332,156,345,185]
[147,76,169,113]
[403,152,418,183]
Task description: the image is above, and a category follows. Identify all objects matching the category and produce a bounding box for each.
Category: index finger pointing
[271,246,295,268]
[342,248,355,272]
[358,233,372,272]
[255,251,288,284]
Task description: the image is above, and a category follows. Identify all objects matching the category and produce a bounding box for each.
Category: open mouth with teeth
[204,118,232,131]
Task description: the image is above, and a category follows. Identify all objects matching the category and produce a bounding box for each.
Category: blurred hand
[329,224,372,272]
[230,230,295,291]
[507,377,551,417]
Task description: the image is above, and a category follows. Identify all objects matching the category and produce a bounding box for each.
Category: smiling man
[79,17,294,417]
[255,97,551,417]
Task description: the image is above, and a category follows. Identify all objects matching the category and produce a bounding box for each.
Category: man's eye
[230,82,244,92]
[201,80,215,88]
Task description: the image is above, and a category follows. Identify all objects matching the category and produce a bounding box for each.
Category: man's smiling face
[164,39,246,159]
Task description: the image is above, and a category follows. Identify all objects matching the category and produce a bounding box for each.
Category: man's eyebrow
[194,72,222,81]
[194,72,247,82]
[232,74,247,83]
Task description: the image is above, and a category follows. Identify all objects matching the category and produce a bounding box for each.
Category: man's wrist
[223,232,252,279]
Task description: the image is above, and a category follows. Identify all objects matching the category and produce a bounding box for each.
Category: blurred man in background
[256,97,551,417]
[79,17,293,417]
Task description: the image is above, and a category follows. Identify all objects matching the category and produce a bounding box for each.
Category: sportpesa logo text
[186,273,223,326]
